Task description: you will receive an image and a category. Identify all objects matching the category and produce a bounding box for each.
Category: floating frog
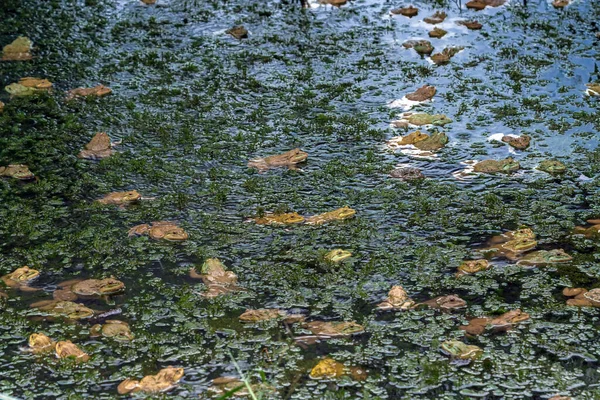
[253,212,305,225]
[302,321,364,337]
[309,358,346,380]
[563,288,594,307]
[118,367,184,395]
[502,135,530,150]
[431,47,464,65]
[387,131,429,146]
[5,77,52,97]
[421,294,466,310]
[305,206,356,225]
[586,83,600,96]
[573,221,600,238]
[77,132,118,160]
[0,164,35,180]
[55,340,89,363]
[66,84,112,101]
[423,11,447,24]
[473,157,520,174]
[440,340,482,364]
[479,228,537,260]
[189,258,241,298]
[413,132,448,151]
[31,300,95,320]
[248,148,308,172]
[28,333,55,354]
[53,278,125,301]
[429,27,448,39]
[128,221,189,241]
[226,26,248,39]
[319,0,348,6]
[397,113,452,127]
[552,0,569,8]
[457,20,482,30]
[456,259,490,277]
[537,160,566,174]
[402,40,434,56]
[517,249,572,267]
[406,85,436,102]
[2,36,32,61]
[141,0,156,4]
[324,249,352,263]
[460,309,529,335]
[377,285,415,310]
[239,309,286,323]
[90,320,133,341]
[390,5,418,17]
[390,167,425,181]
[96,190,142,206]
[1,266,40,291]
[466,0,505,10]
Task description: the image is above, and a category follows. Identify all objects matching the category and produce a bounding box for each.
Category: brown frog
[552,0,570,8]
[1,266,40,291]
[66,84,112,101]
[390,6,418,17]
[5,77,52,96]
[431,47,464,65]
[248,148,308,171]
[413,132,448,151]
[190,258,241,298]
[77,132,118,160]
[457,20,483,30]
[473,157,520,174]
[423,11,447,24]
[586,83,600,96]
[31,300,95,320]
[253,212,305,225]
[305,206,356,225]
[429,27,448,39]
[118,367,184,395]
[405,85,436,102]
[128,221,189,241]
[573,220,600,238]
[502,135,531,150]
[0,164,35,180]
[226,26,248,39]
[403,40,434,56]
[239,309,286,323]
[421,294,466,310]
[2,36,33,61]
[53,278,125,301]
[55,340,90,363]
[28,333,56,354]
[563,288,600,307]
[466,0,506,9]
[390,167,425,181]
[96,190,142,206]
[460,309,530,335]
[90,320,134,341]
[387,131,429,146]
[456,259,490,277]
[302,321,364,338]
[377,285,415,310]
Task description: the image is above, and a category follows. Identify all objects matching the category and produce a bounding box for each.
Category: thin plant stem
[228,350,258,400]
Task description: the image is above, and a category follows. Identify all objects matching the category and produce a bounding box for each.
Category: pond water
[1,0,600,398]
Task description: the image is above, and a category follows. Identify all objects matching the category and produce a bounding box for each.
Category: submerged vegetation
[0,0,600,398]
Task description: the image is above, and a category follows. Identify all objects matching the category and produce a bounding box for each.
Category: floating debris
[423,11,447,24]
[77,132,117,160]
[390,5,419,17]
[2,36,33,61]
[66,84,112,101]
[305,206,356,225]
[226,26,248,39]
[118,367,184,395]
[248,148,308,171]
[128,221,188,241]
[5,77,52,97]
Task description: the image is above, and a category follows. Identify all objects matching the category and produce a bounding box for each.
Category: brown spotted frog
[55,340,89,363]
[413,132,448,151]
[431,47,464,65]
[226,26,248,39]
[387,131,429,146]
[77,132,118,160]
[128,221,189,241]
[118,367,184,395]
[429,27,448,39]
[53,278,125,301]
[305,206,356,225]
[421,294,467,310]
[0,164,35,180]
[309,358,346,380]
[502,135,530,150]
[460,309,529,335]
[28,333,56,354]
[423,11,447,24]
[563,288,600,307]
[96,190,142,206]
[66,84,112,101]
[248,148,308,171]
[406,85,436,102]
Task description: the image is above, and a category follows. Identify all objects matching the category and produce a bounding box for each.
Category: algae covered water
[1,0,600,398]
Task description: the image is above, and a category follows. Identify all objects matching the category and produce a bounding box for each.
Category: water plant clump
[1,0,600,398]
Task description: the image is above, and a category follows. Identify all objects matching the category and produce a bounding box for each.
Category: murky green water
[1,0,600,398]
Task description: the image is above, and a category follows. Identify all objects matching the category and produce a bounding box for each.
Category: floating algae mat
[0,0,600,398]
